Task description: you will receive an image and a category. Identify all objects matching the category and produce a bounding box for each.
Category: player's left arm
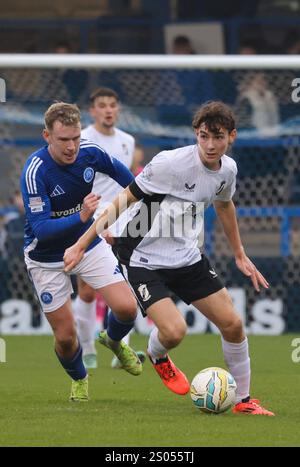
[94,147,134,188]
[214,199,269,292]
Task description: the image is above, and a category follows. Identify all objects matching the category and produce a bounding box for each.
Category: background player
[74,87,146,369]
[21,102,142,402]
[64,101,274,415]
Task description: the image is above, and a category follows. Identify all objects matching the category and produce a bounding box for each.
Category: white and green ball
[190,367,237,414]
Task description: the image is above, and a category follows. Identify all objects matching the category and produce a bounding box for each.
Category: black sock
[241,396,250,403]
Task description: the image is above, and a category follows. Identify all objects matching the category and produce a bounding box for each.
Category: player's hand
[80,193,100,223]
[235,253,269,292]
[63,242,85,272]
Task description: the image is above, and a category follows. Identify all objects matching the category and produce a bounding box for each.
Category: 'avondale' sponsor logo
[51,203,82,218]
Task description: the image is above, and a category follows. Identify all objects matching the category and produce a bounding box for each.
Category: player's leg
[46,299,88,402]
[121,263,189,394]
[110,239,146,369]
[26,261,88,401]
[192,288,274,415]
[145,298,190,395]
[192,287,249,398]
[110,325,146,369]
[74,242,142,376]
[96,281,142,375]
[73,277,97,369]
[147,298,187,354]
[170,256,274,414]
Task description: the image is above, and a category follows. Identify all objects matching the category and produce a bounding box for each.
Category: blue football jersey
[21,140,134,262]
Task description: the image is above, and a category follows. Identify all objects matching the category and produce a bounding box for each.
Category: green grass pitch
[0,334,299,447]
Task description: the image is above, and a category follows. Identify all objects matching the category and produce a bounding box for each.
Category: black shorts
[119,255,224,316]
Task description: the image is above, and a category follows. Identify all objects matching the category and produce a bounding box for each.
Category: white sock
[73,296,97,356]
[122,330,131,346]
[147,327,168,362]
[221,337,251,403]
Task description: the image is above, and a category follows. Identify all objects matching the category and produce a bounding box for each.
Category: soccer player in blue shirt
[21,102,142,401]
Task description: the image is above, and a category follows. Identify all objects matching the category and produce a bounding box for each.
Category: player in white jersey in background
[64,101,274,415]
[74,87,146,369]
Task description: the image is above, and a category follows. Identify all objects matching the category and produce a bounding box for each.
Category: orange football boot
[148,353,190,395]
[233,398,275,416]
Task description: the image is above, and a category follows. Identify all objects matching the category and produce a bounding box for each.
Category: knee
[113,296,137,322]
[221,315,244,342]
[55,328,77,353]
[79,283,96,303]
[161,320,187,348]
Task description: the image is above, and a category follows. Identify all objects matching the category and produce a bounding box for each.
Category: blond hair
[44,102,81,131]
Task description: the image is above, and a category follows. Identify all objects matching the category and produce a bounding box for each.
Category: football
[190,367,237,414]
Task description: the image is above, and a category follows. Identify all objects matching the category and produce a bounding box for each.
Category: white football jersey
[119,144,237,269]
[81,125,135,236]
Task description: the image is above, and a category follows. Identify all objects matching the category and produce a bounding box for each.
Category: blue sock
[56,343,87,381]
[107,311,135,342]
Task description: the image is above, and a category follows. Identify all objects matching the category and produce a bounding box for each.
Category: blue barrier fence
[2,204,299,257]
[205,205,300,257]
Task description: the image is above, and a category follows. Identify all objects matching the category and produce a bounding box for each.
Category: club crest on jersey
[138,284,151,302]
[122,143,129,155]
[141,164,153,182]
[83,167,94,183]
[40,292,53,304]
[216,180,226,195]
[209,268,218,278]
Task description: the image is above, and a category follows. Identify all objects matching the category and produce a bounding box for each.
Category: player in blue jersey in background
[21,102,142,402]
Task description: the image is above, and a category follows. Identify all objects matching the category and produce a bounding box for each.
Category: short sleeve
[134,153,173,196]
[215,162,238,202]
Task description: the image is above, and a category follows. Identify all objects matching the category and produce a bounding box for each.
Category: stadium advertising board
[0,288,285,335]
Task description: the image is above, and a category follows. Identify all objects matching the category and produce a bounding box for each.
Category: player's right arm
[64,186,138,271]
[21,161,98,242]
[63,153,173,271]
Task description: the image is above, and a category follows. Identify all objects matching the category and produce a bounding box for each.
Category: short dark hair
[89,87,119,105]
[192,101,236,133]
[173,35,191,47]
[44,102,81,130]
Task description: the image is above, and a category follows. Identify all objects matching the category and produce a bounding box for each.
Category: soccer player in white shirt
[64,101,274,415]
[74,87,145,369]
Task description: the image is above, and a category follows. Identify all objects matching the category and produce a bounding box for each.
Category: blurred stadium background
[0,0,300,336]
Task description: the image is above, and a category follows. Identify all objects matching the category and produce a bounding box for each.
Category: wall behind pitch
[0,286,286,335]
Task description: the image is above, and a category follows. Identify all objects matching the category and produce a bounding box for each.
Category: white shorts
[25,241,124,313]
